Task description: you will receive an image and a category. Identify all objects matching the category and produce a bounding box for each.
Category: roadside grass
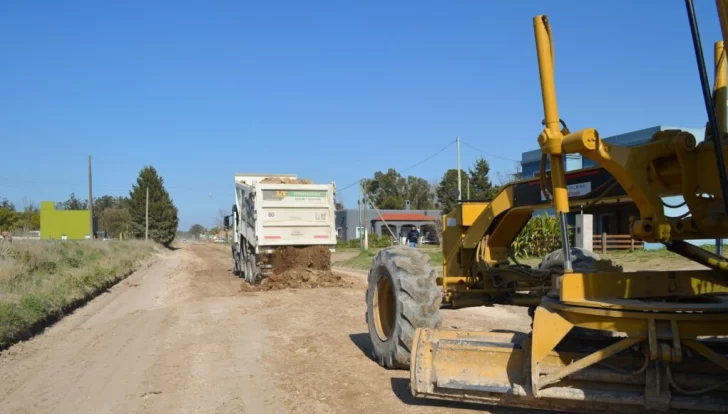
[0,240,157,348]
[334,247,443,271]
[332,245,705,272]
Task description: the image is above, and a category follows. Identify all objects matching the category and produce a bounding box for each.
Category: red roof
[374,213,435,222]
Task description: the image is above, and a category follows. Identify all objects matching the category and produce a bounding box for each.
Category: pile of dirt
[273,246,331,273]
[261,177,313,184]
[252,269,351,291]
[240,246,352,292]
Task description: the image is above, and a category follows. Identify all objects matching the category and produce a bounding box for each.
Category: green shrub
[511,213,573,258]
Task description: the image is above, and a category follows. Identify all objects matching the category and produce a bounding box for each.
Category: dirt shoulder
[0,245,285,414]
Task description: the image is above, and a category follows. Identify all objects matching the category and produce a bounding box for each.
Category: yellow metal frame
[408,3,728,411]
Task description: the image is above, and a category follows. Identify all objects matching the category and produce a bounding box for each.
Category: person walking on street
[407,226,420,248]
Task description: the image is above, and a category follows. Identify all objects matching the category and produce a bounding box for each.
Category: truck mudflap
[410,328,728,413]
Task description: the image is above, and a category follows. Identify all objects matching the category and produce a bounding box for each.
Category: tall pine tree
[129,166,179,246]
[468,157,500,200]
[436,168,469,214]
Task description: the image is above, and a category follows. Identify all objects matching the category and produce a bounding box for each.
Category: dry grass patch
[0,240,157,348]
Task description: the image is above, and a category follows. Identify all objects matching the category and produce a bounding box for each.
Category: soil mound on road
[240,246,352,292]
[273,246,331,273]
[261,177,313,184]
[255,269,350,291]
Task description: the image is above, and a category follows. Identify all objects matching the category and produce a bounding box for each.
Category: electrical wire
[336,139,457,194]
[459,140,522,163]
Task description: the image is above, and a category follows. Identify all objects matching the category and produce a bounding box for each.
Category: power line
[400,140,456,174]
[336,139,456,194]
[459,139,521,163]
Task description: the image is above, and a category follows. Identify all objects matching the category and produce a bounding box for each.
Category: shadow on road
[349,333,374,361]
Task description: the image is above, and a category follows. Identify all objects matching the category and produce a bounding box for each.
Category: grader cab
[365,1,728,411]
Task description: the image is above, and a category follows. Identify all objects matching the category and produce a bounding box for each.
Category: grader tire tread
[539,247,623,274]
[365,245,442,370]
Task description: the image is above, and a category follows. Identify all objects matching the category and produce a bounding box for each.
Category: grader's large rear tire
[538,246,607,274]
[365,246,442,370]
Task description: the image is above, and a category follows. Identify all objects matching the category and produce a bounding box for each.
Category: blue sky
[0,0,724,230]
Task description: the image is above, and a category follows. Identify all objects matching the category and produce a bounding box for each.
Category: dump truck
[225,173,337,284]
[365,3,728,412]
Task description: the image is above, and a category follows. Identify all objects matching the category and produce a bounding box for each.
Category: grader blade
[410,327,728,413]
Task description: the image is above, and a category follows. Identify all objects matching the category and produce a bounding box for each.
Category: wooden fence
[592,233,644,253]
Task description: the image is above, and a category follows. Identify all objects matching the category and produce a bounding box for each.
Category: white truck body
[233,173,336,253]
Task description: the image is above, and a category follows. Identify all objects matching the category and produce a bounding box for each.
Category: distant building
[40,201,97,240]
[519,125,713,248]
[335,208,440,243]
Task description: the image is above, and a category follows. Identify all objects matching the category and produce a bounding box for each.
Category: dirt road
[0,243,534,414]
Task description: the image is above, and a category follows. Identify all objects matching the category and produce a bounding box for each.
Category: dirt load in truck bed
[260,177,313,184]
[240,246,351,292]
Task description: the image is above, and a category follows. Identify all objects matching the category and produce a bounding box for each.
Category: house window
[355,227,364,239]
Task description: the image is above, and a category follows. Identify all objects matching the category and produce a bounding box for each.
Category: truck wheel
[244,245,257,285]
[233,249,241,276]
[365,245,442,370]
[233,249,242,276]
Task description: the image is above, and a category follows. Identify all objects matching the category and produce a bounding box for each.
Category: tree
[94,195,119,213]
[55,193,88,210]
[468,157,500,200]
[0,198,41,232]
[364,169,434,209]
[335,199,344,210]
[97,207,132,238]
[496,161,523,185]
[364,169,405,209]
[128,166,179,246]
[92,195,133,238]
[435,169,469,214]
[189,224,206,238]
[404,176,434,209]
[0,199,18,231]
[1,198,15,210]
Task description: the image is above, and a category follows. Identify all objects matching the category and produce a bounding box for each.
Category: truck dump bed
[234,174,336,250]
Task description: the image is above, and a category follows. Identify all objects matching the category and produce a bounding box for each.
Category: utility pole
[358,180,363,248]
[456,136,461,201]
[145,187,149,241]
[88,155,93,239]
[362,180,369,250]
[467,176,470,200]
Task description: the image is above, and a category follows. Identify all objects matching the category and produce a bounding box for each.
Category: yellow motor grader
[364,1,728,411]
